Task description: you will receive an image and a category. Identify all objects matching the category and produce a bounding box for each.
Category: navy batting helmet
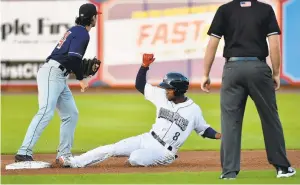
[159,72,189,96]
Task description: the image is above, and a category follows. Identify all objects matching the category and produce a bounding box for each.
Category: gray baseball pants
[220,59,291,177]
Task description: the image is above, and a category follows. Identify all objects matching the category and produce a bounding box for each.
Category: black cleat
[15,154,34,162]
[219,172,237,180]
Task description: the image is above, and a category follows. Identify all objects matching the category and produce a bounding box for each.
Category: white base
[5,161,51,170]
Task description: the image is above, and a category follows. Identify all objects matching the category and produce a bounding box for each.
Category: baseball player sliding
[57,54,221,168]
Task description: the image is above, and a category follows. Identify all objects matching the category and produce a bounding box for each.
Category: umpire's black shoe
[15,154,34,162]
[276,167,296,178]
[219,172,237,180]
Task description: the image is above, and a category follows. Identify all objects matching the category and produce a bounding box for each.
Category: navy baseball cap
[79,3,101,18]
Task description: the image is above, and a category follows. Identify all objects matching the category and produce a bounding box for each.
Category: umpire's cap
[79,3,101,18]
[159,72,189,95]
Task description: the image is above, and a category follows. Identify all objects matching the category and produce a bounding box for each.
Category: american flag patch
[240,1,251,7]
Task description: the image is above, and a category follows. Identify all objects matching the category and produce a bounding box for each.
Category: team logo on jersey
[158,108,189,131]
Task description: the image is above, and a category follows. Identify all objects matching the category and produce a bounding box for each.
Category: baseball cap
[79,3,101,18]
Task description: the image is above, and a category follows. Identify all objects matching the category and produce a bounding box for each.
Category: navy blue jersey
[47,25,90,75]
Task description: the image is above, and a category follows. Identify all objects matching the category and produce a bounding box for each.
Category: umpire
[200,0,296,179]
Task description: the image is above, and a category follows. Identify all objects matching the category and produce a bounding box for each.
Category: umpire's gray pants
[220,60,291,177]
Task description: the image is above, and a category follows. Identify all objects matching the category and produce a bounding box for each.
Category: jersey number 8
[173,132,180,141]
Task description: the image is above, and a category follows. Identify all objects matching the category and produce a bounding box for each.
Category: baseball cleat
[56,156,78,168]
[219,172,236,180]
[276,167,296,178]
[15,155,34,162]
[219,176,236,180]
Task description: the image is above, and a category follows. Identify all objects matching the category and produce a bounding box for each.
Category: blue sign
[282,0,300,83]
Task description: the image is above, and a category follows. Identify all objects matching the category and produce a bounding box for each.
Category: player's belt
[151,131,173,151]
[47,59,70,76]
[227,57,266,62]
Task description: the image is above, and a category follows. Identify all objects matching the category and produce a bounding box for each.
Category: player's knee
[71,108,79,121]
[37,106,55,120]
[66,107,79,123]
[128,152,146,166]
[128,155,140,166]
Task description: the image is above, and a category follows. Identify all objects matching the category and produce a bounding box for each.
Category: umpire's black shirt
[207,0,281,58]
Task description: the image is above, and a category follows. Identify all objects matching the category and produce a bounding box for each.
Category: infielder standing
[15,3,100,162]
[201,0,295,179]
[57,54,222,168]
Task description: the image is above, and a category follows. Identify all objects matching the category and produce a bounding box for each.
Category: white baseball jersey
[144,83,210,151]
[69,82,211,168]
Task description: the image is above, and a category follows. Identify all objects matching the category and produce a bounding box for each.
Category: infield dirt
[2,150,300,175]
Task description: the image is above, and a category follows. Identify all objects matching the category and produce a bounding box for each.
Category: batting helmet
[159,72,189,96]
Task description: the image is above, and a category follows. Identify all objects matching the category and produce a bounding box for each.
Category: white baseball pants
[71,132,177,167]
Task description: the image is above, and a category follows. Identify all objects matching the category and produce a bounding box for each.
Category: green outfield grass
[1,93,299,184]
[1,93,300,154]
[2,169,299,184]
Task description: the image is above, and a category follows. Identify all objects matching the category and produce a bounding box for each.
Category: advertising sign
[1,0,98,86]
[280,0,300,85]
[100,0,278,86]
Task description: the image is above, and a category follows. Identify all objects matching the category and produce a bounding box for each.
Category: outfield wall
[1,0,299,89]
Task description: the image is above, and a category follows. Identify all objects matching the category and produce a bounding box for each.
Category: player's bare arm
[201,36,220,93]
[268,34,281,90]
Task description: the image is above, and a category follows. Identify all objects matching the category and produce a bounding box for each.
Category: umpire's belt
[227,57,266,62]
[151,131,173,151]
[47,59,70,76]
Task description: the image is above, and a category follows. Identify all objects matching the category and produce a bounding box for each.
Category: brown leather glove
[142,53,155,67]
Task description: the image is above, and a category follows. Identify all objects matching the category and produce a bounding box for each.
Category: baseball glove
[82,57,101,78]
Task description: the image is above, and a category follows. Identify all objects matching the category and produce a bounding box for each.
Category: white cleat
[277,167,296,178]
[57,156,78,168]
